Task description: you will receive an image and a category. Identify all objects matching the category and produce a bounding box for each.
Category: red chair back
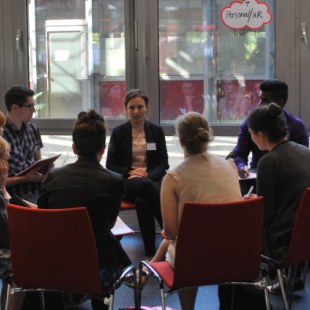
[284,188,310,267]
[7,204,104,295]
[173,197,264,288]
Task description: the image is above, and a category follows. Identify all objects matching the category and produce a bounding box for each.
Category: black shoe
[268,279,305,295]
[91,298,108,310]
[124,270,149,289]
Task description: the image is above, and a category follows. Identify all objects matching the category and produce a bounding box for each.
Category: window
[158,0,275,125]
[28,0,126,119]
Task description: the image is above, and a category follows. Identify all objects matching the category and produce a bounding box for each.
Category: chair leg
[160,285,166,310]
[39,291,46,310]
[302,262,308,284]
[4,282,10,310]
[229,285,235,310]
[262,277,271,310]
[277,269,289,310]
[286,266,293,294]
[135,267,142,310]
[287,266,298,310]
[107,294,114,310]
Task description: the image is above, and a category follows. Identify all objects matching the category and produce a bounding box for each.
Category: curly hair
[72,110,106,160]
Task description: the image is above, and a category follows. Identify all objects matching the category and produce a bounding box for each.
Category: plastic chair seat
[121,201,135,210]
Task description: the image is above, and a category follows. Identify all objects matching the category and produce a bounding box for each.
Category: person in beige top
[148,111,242,310]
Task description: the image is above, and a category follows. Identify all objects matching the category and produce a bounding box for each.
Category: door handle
[16,29,22,51]
[301,22,309,47]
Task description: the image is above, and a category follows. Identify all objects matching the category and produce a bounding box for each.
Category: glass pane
[28,0,126,119]
[159,0,275,125]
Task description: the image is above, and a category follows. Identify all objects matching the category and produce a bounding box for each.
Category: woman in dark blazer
[106,89,169,259]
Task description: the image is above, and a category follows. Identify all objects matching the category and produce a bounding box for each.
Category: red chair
[138,197,271,310]
[265,187,310,309]
[5,204,136,310]
[121,201,135,210]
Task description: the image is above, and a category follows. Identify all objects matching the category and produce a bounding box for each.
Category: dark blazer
[106,120,169,181]
[38,159,131,269]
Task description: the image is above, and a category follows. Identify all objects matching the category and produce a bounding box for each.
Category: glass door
[158,0,276,127]
[27,0,276,132]
[28,0,127,121]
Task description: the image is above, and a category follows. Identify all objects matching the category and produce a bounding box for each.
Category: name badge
[147,143,156,151]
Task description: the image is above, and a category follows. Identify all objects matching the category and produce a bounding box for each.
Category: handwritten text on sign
[221,0,272,30]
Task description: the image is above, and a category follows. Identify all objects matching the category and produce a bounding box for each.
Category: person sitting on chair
[38,110,131,310]
[3,86,47,203]
[145,112,242,310]
[248,103,310,292]
[106,89,169,260]
[233,79,308,179]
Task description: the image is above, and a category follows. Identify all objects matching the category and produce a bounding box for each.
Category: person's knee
[138,178,158,195]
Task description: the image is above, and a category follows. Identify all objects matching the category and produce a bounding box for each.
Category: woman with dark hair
[38,110,131,310]
[106,89,169,260]
[248,103,310,264]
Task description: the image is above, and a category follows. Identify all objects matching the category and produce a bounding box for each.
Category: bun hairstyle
[72,110,106,160]
[248,103,288,143]
[176,112,213,154]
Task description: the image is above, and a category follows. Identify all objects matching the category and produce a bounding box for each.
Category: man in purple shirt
[233,79,309,181]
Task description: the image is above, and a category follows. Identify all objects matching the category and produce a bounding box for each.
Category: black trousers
[124,177,163,256]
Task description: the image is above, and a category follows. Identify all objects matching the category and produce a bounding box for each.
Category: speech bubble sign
[221,0,272,30]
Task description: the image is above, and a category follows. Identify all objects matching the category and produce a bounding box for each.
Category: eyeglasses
[20,104,35,109]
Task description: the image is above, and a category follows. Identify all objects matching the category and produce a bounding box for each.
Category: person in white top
[148,111,242,310]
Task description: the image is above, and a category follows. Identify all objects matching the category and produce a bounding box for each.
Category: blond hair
[0,137,10,159]
[176,112,213,154]
[0,111,6,127]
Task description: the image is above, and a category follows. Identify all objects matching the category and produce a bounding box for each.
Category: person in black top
[38,110,131,310]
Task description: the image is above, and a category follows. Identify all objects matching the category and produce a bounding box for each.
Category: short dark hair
[260,79,288,106]
[124,89,149,108]
[72,110,106,160]
[4,85,35,112]
[248,103,288,143]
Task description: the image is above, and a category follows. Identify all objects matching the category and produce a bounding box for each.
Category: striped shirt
[3,119,43,197]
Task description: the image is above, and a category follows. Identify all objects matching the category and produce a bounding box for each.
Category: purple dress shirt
[233,110,309,170]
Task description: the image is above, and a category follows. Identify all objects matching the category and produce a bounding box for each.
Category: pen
[244,185,254,198]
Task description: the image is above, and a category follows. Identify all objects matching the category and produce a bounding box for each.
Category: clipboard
[239,171,257,181]
[16,154,61,176]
